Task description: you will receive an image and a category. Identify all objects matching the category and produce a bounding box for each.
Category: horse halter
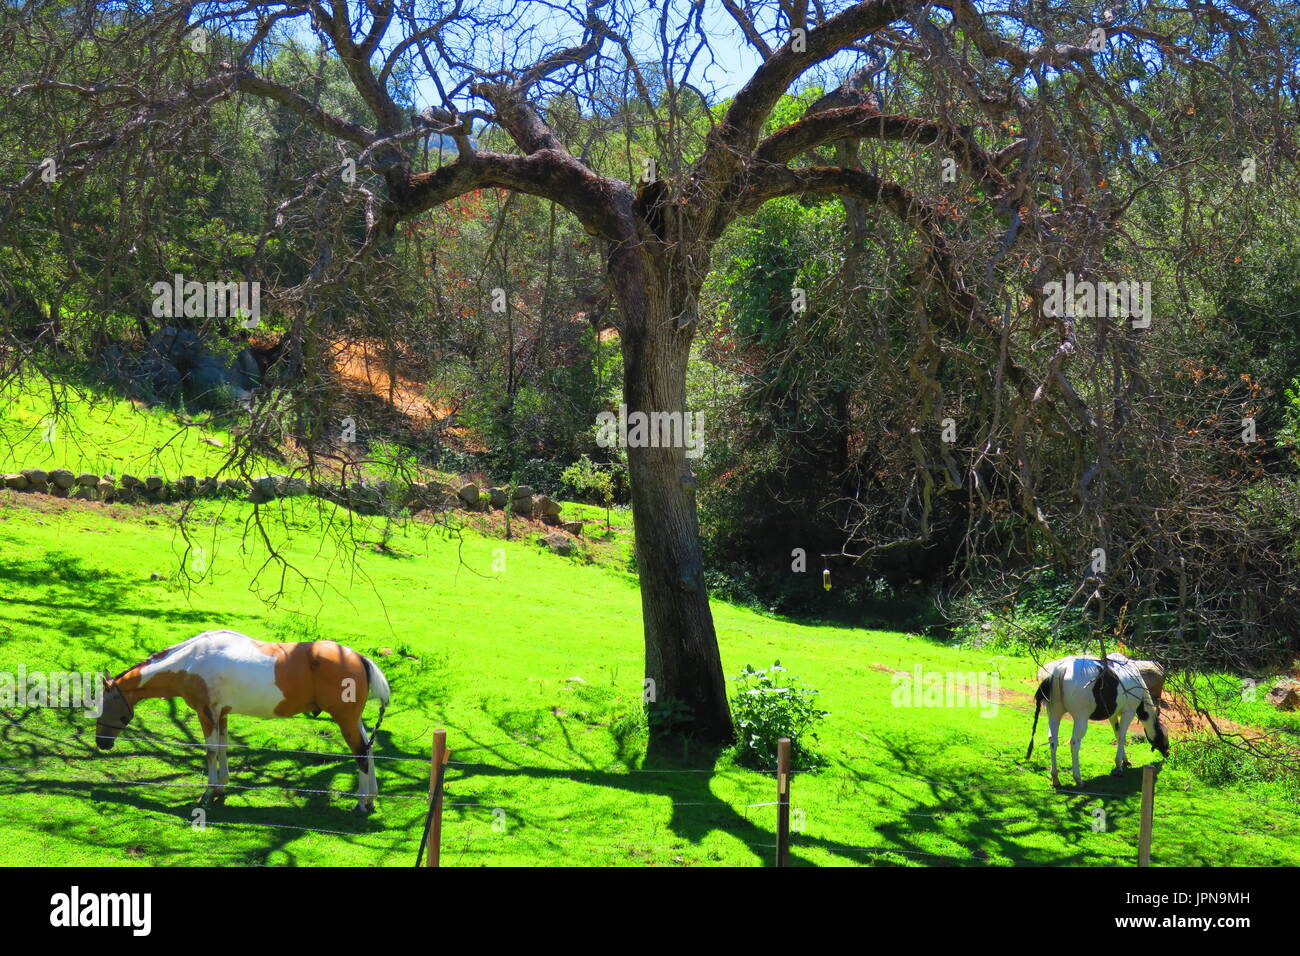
[98,678,136,731]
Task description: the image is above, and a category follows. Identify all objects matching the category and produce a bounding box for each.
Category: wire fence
[0,712,1153,866]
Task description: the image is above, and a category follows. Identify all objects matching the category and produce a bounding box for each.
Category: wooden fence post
[1138,763,1156,867]
[426,729,450,867]
[776,737,791,867]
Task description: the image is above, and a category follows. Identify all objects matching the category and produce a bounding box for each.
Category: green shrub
[369,440,420,482]
[646,696,695,736]
[560,455,616,529]
[728,662,827,770]
[431,447,487,476]
[950,568,1094,655]
[271,612,325,643]
[1168,733,1300,798]
[514,457,566,494]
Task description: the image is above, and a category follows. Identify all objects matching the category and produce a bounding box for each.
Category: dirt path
[330,338,445,424]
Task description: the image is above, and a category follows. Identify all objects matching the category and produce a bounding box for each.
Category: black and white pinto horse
[1026,655,1169,787]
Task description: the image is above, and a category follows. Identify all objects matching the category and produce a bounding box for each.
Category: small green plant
[560,455,616,531]
[728,662,827,770]
[1279,377,1300,454]
[646,696,694,735]
[271,612,325,643]
[369,440,419,482]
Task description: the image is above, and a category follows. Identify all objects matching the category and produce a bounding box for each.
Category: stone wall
[1,468,583,536]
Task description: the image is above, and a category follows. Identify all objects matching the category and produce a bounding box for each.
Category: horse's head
[95,671,134,751]
[1148,711,1170,758]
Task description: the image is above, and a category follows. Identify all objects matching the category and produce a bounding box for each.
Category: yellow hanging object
[822,568,831,591]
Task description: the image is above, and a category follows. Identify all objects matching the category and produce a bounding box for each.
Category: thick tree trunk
[610,247,733,747]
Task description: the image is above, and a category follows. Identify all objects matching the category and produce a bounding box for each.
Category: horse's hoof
[1110,767,1123,777]
[212,792,227,805]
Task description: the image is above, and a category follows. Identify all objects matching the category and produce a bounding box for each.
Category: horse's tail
[1026,675,1049,760]
[361,656,391,753]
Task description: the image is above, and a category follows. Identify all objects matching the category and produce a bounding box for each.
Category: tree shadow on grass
[0,704,429,866]
[1,698,1169,867]
[0,551,213,661]
[835,731,1150,866]
[432,730,783,864]
[425,714,1160,867]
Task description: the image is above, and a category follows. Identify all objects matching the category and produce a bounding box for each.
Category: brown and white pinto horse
[96,630,391,813]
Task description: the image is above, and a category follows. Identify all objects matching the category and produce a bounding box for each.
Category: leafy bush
[369,440,420,482]
[1168,733,1300,799]
[513,457,566,494]
[646,696,696,736]
[431,446,487,476]
[728,662,827,770]
[560,455,616,528]
[950,568,1095,655]
[702,563,768,613]
[1279,375,1300,457]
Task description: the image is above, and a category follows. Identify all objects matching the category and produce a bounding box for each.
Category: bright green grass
[0,373,630,551]
[0,374,269,478]
[1,493,1297,867]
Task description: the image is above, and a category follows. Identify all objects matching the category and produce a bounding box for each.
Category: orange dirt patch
[867,662,1034,711]
[331,338,444,424]
[1156,688,1266,739]
[328,338,482,452]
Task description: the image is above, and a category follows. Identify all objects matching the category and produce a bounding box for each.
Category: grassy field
[0,373,251,479]
[1,491,1298,867]
[1,378,1298,867]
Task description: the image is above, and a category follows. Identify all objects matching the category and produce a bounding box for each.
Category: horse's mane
[112,635,202,682]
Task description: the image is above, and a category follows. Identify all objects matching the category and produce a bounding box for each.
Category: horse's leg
[335,714,373,814]
[214,708,230,803]
[196,707,220,806]
[1113,708,1135,774]
[1047,710,1062,788]
[357,719,377,811]
[1069,713,1087,788]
